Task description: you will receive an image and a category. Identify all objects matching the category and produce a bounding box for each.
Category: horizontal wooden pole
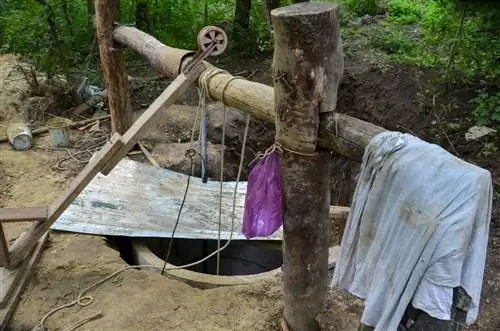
[112,26,386,160]
[0,207,48,223]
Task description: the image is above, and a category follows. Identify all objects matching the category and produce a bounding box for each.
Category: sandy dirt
[0,47,499,331]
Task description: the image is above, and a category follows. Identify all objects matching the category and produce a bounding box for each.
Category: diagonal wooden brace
[100,62,207,175]
[5,133,124,269]
[3,62,207,269]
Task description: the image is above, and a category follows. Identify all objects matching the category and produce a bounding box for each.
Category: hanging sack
[242,149,284,239]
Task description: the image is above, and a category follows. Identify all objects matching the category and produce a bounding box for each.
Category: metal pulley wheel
[197,26,228,56]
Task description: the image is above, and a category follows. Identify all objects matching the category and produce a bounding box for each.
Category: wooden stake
[271,3,341,330]
[0,226,9,268]
[0,233,49,328]
[95,0,133,135]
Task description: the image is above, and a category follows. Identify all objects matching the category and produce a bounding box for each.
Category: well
[131,238,340,289]
[131,238,283,289]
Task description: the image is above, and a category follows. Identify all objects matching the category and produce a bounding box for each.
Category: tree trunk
[35,0,66,76]
[60,0,73,35]
[263,0,280,32]
[271,3,342,330]
[95,0,133,135]
[136,0,151,33]
[233,0,252,49]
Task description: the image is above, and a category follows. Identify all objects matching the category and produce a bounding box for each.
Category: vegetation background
[0,0,498,129]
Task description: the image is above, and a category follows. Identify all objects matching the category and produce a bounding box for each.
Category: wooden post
[271,3,342,330]
[95,0,133,134]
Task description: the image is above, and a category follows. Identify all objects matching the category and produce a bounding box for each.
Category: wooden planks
[52,158,252,240]
[0,227,9,269]
[0,233,49,330]
[100,62,207,175]
[0,207,47,223]
[7,135,124,269]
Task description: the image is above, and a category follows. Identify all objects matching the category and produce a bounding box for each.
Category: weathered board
[0,233,49,329]
[50,158,282,240]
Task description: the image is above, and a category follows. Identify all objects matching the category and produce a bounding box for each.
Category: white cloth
[331,131,492,331]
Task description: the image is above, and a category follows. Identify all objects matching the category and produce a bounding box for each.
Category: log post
[271,3,342,330]
[95,0,133,134]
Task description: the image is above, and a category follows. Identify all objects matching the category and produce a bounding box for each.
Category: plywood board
[51,158,278,240]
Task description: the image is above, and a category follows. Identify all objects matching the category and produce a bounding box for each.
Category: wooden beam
[111,25,386,161]
[100,62,207,175]
[95,0,133,134]
[0,207,47,223]
[7,134,124,269]
[330,205,350,246]
[272,3,339,330]
[0,233,49,329]
[0,226,9,268]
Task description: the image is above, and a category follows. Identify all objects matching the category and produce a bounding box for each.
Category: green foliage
[0,0,498,130]
[0,0,276,78]
[387,0,422,24]
[341,0,384,16]
[470,91,500,128]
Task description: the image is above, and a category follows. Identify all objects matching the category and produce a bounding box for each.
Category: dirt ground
[0,45,499,331]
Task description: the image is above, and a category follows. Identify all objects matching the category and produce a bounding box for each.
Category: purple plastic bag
[242,151,283,239]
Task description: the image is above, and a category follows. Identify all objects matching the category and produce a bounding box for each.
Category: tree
[136,0,151,33]
[233,0,252,50]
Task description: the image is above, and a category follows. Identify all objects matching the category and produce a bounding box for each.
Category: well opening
[142,237,283,276]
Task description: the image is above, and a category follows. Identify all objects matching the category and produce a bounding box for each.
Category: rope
[36,69,253,331]
[161,85,204,275]
[275,141,318,157]
[39,130,110,170]
[200,67,318,159]
[198,68,230,101]
[216,75,246,274]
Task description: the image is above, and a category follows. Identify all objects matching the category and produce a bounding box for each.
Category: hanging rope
[161,83,205,275]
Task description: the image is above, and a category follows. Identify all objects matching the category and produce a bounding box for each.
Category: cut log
[95,0,133,134]
[272,3,339,330]
[111,25,386,161]
[73,89,108,116]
